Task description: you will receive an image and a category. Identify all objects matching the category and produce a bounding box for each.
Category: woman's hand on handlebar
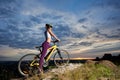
[52,39,60,43]
[57,39,60,42]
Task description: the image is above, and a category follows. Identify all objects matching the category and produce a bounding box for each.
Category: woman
[39,24,60,72]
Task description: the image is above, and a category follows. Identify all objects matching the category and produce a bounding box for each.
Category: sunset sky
[0,0,120,61]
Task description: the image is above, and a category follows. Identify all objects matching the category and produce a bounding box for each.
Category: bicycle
[18,40,70,76]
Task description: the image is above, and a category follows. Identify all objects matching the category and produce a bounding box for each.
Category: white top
[45,31,51,40]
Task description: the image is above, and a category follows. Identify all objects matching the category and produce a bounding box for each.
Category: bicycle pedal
[23,71,28,74]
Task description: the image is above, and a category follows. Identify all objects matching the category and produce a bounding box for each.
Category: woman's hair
[46,24,52,29]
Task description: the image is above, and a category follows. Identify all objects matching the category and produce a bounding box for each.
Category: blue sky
[0,0,120,61]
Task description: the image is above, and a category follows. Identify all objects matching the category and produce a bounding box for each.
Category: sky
[0,0,120,61]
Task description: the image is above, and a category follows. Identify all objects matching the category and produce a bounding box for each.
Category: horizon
[1,53,120,61]
[0,0,120,61]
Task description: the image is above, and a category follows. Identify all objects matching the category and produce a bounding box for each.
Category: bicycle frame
[45,44,58,61]
[30,44,58,67]
[30,58,39,67]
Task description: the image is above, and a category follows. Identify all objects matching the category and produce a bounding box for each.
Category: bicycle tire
[53,49,70,67]
[18,54,39,76]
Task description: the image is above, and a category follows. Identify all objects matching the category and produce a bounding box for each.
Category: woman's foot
[38,67,44,74]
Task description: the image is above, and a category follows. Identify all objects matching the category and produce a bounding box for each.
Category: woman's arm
[48,29,60,41]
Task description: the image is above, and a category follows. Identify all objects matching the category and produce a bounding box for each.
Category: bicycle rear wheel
[53,49,70,67]
[18,54,39,76]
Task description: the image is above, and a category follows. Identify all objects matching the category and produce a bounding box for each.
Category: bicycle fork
[57,49,63,59]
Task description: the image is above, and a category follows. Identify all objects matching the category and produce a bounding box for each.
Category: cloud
[79,42,93,46]
[0,0,120,59]
[1,0,89,49]
[96,27,120,40]
[68,40,120,58]
[78,18,88,23]
[0,44,39,60]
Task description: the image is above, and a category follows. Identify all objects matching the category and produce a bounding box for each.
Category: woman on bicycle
[39,24,60,73]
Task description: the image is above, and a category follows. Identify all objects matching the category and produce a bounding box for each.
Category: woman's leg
[39,42,50,72]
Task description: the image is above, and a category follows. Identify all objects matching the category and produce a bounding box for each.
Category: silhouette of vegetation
[0,61,22,80]
[95,53,120,65]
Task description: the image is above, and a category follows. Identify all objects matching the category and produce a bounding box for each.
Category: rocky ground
[43,63,83,80]
[10,63,82,80]
[11,60,120,80]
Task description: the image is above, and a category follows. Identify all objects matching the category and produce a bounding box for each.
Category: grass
[62,63,114,80]
[26,63,120,80]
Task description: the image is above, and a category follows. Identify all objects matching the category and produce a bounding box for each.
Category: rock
[50,63,82,74]
[43,63,82,80]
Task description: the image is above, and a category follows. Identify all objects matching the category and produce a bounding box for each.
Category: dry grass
[26,62,120,80]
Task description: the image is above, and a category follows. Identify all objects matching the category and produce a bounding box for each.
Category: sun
[70,57,95,60]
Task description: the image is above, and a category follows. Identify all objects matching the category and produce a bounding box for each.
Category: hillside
[25,60,120,80]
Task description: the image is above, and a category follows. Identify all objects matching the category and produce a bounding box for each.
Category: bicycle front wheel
[53,49,70,67]
[18,54,39,76]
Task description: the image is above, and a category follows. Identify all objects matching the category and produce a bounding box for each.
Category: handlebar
[35,46,42,48]
[52,40,60,44]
